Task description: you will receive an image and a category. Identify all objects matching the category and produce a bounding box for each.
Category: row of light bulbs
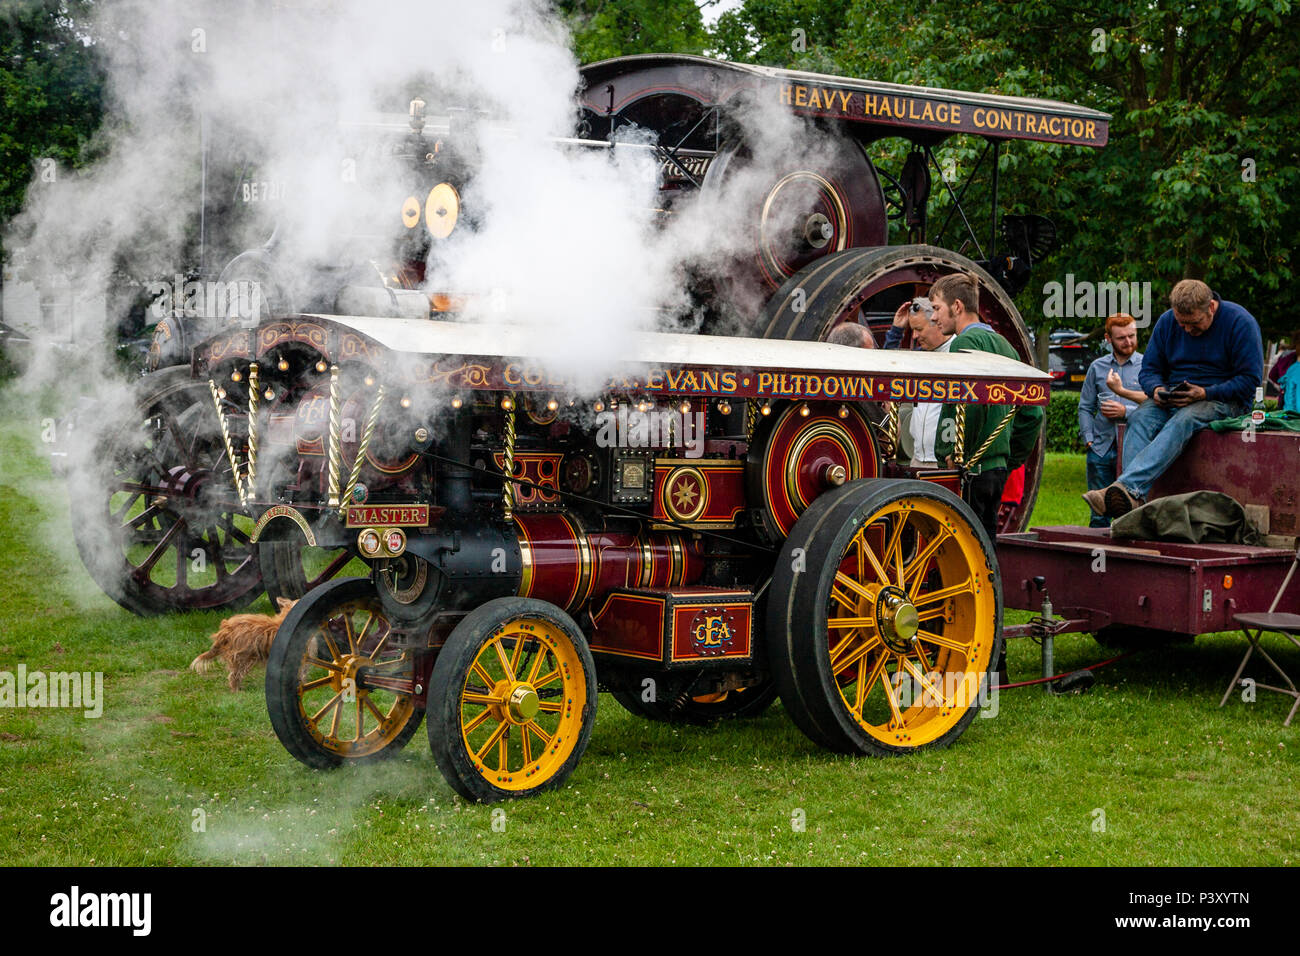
[219,359,855,423]
[486,395,851,420]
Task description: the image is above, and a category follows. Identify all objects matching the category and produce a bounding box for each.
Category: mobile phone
[1167,381,1192,394]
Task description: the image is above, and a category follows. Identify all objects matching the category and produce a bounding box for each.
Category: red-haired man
[1077,314,1145,527]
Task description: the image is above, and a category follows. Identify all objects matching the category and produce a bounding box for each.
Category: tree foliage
[4,0,1298,346]
[0,0,105,233]
[554,0,710,62]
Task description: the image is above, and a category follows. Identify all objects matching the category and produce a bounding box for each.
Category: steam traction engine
[185,313,1049,801]
[64,53,1102,798]
[74,54,1106,620]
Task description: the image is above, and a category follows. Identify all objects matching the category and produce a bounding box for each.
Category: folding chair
[1219,542,1300,726]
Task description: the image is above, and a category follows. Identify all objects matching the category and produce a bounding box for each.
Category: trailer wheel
[768,478,1001,754]
[609,680,777,724]
[68,365,264,615]
[266,577,422,768]
[756,245,1044,533]
[428,597,597,802]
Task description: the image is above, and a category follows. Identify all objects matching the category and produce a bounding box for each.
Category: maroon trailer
[1150,429,1299,540]
[996,427,1300,679]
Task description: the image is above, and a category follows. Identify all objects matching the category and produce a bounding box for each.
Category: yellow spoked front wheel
[428,597,597,802]
[768,478,1001,755]
[266,578,422,768]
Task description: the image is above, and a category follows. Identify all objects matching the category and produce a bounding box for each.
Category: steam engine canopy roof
[229,314,1053,407]
[579,54,1110,149]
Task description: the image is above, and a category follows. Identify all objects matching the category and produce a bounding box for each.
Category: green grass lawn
[1,395,1296,866]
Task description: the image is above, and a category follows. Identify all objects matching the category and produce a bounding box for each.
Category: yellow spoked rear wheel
[429,597,596,802]
[267,578,423,768]
[826,496,995,747]
[769,478,1001,755]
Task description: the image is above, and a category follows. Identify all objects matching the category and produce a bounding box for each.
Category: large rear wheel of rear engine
[266,577,422,768]
[755,245,1044,533]
[428,597,597,802]
[68,365,264,615]
[768,478,1002,755]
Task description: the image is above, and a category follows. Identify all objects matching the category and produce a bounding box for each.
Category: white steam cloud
[7,0,841,377]
[3,0,859,616]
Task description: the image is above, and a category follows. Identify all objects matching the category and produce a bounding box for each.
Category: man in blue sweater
[1082,279,1262,518]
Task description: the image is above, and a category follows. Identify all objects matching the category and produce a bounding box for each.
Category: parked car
[1047,328,1102,390]
[0,320,32,373]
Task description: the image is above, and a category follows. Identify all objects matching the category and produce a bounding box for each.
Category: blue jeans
[1085,446,1117,527]
[1118,398,1244,499]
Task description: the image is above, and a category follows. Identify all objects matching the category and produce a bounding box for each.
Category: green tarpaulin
[1208,409,1300,433]
[1111,490,1262,545]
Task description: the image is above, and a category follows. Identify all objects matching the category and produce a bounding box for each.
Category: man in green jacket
[929,273,1044,539]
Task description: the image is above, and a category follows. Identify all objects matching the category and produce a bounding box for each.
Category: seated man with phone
[1083,279,1263,518]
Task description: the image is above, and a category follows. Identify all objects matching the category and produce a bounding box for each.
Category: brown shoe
[1104,483,1142,517]
[1081,488,1108,515]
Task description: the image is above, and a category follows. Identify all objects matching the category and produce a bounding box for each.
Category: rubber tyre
[428,597,597,802]
[609,687,669,722]
[768,477,1002,755]
[266,577,423,769]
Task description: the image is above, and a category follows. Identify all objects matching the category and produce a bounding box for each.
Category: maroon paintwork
[514,512,704,616]
[998,525,1298,637]
[588,585,754,667]
[1150,429,1300,539]
[997,426,1300,640]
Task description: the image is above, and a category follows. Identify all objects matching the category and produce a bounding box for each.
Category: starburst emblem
[672,477,699,511]
[663,465,708,521]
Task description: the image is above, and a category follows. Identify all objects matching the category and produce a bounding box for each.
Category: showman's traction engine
[69,54,1105,799]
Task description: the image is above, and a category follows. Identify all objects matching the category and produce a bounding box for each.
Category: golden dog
[190,598,296,691]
